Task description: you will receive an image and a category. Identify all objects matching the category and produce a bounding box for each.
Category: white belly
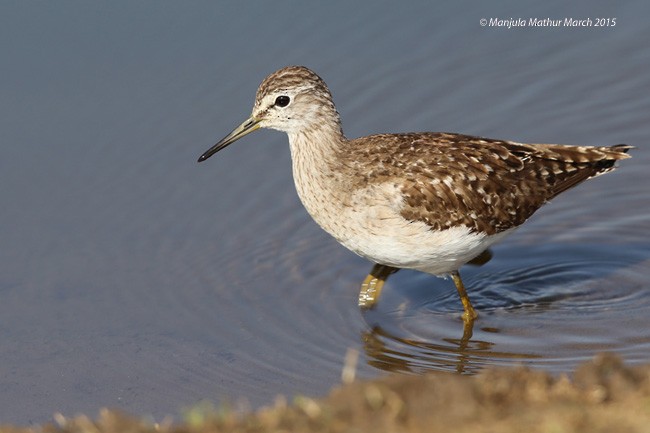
[339,219,513,275]
[299,180,515,275]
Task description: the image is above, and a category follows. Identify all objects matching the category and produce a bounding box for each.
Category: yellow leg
[358,264,398,309]
[451,270,478,322]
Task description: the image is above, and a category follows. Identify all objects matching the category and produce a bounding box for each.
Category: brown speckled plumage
[198,65,632,318]
[340,132,631,235]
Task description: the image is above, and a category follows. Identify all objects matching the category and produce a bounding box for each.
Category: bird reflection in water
[360,249,541,374]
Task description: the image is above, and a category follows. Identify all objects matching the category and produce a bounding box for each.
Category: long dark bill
[197,117,261,162]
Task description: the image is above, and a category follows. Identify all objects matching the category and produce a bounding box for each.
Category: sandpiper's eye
[275,95,290,107]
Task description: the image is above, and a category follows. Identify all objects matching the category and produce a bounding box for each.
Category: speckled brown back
[344,132,631,235]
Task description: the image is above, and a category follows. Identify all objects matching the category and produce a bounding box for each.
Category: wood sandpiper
[198,66,632,323]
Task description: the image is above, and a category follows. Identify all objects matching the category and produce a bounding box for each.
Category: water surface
[1,0,649,425]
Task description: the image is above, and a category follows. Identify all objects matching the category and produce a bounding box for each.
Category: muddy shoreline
[3,354,648,433]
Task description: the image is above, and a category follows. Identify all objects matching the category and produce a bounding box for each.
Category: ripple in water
[361,243,650,375]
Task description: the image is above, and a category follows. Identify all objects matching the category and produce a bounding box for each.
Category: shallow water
[1,0,649,425]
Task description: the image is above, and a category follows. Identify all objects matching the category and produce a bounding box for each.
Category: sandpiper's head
[198,66,342,162]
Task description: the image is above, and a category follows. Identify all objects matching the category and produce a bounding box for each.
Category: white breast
[293,169,514,276]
